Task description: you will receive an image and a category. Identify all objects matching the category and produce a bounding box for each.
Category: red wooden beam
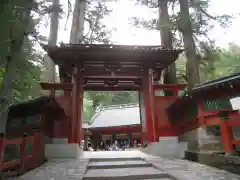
[40,82,72,90]
[1,159,21,169]
[4,139,23,145]
[232,140,240,144]
[82,66,144,77]
[89,125,141,135]
[40,82,140,91]
[153,84,187,90]
[82,70,144,78]
[84,76,141,81]
[157,131,178,137]
[84,85,140,91]
[60,66,164,81]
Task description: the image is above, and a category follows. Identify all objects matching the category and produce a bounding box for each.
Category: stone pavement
[83,150,149,159]
[11,150,240,180]
[13,159,89,180]
[84,157,174,180]
[146,156,240,180]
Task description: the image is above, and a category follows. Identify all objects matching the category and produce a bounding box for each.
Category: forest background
[0,0,240,124]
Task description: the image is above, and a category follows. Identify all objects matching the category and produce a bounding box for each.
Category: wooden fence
[0,130,42,174]
[176,109,240,153]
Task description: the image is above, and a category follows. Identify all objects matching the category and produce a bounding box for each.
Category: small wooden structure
[0,96,65,174]
[168,73,240,154]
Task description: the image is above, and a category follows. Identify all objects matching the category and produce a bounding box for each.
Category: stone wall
[233,126,240,150]
[179,127,223,151]
[179,126,240,152]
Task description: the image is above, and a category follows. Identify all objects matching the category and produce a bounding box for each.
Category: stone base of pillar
[178,127,224,151]
[45,138,83,159]
[225,152,238,156]
[142,137,188,159]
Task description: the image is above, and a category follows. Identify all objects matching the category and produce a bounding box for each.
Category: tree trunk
[48,0,59,46]
[178,0,200,151]
[0,0,32,133]
[179,0,200,90]
[70,0,85,44]
[159,0,177,85]
[178,0,222,152]
[43,0,60,83]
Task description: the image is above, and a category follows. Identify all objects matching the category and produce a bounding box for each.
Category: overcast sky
[37,0,240,48]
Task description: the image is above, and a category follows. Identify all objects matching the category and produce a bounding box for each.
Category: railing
[176,109,240,153]
[0,130,42,175]
[153,85,240,153]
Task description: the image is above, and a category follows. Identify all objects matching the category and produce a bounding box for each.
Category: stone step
[89,157,142,162]
[88,160,152,169]
[83,167,174,180]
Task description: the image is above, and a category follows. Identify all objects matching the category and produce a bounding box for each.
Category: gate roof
[43,44,183,91]
[44,44,182,85]
[44,44,182,66]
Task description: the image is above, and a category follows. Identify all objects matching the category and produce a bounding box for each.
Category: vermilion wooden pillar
[198,104,205,124]
[220,121,236,154]
[142,69,156,142]
[33,130,42,166]
[76,85,84,144]
[70,67,84,144]
[0,133,4,167]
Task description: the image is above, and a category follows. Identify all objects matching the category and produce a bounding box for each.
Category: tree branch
[199,7,230,28]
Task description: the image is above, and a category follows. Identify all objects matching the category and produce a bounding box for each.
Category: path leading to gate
[15,150,240,180]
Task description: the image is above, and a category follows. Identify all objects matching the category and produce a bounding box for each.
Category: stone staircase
[83,157,176,180]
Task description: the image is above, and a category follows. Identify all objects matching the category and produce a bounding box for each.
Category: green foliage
[11,39,42,103]
[0,0,47,136]
[199,43,240,82]
[84,0,114,44]
[0,1,42,104]
[130,0,236,88]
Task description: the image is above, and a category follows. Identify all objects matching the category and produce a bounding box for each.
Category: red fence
[176,109,240,153]
[0,130,42,174]
[152,85,240,153]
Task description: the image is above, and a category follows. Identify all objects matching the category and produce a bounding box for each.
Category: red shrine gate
[41,44,183,145]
